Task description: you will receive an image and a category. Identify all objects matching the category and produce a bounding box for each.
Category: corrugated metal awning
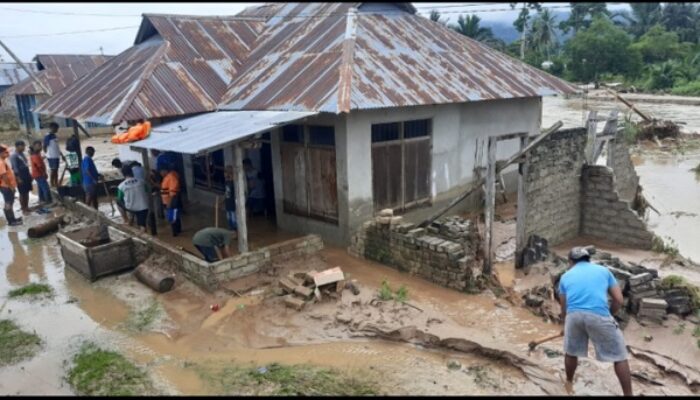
[130,110,318,155]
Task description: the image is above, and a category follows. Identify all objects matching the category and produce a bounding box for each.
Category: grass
[659,275,700,311]
[673,323,686,335]
[67,342,155,396]
[651,236,680,258]
[0,320,42,366]
[466,365,500,390]
[124,299,161,332]
[191,362,379,396]
[8,283,54,298]
[377,280,409,303]
[692,325,700,338]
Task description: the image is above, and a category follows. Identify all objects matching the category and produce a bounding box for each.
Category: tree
[661,2,699,43]
[559,2,609,34]
[630,24,683,63]
[429,10,444,25]
[623,3,662,38]
[450,14,495,42]
[527,8,558,59]
[565,17,642,82]
[510,2,542,59]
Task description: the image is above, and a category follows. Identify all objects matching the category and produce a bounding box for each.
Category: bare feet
[564,380,575,395]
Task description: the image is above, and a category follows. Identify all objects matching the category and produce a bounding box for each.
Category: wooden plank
[308,147,338,220]
[605,88,652,122]
[234,143,249,253]
[418,121,563,228]
[515,133,529,269]
[496,131,528,141]
[140,149,157,235]
[483,137,497,275]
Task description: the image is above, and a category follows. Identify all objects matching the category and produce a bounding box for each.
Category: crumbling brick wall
[349,214,482,291]
[608,136,639,202]
[523,128,588,246]
[581,166,653,249]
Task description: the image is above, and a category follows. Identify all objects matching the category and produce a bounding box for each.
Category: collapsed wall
[349,212,482,291]
[580,166,654,249]
[608,136,639,202]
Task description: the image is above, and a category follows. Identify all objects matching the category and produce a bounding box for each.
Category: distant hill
[481,9,572,44]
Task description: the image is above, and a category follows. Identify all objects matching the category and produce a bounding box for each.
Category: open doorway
[245,132,276,224]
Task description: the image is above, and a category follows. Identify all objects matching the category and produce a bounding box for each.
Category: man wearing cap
[558,247,632,396]
[0,144,22,225]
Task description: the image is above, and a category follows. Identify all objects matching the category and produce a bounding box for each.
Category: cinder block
[284,295,306,311]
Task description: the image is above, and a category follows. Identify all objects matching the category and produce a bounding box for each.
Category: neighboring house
[0,62,36,110]
[8,54,112,134]
[38,2,578,247]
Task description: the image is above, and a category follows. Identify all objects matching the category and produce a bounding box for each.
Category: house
[38,3,578,250]
[0,62,36,111]
[8,54,112,134]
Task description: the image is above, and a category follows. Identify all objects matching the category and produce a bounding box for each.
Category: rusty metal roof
[0,62,37,87]
[9,54,111,96]
[35,14,265,124]
[219,3,578,113]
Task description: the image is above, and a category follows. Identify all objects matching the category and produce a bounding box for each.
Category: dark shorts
[116,198,126,210]
[195,245,219,263]
[1,187,15,204]
[48,158,59,171]
[17,180,32,195]
[131,209,148,227]
[83,183,97,197]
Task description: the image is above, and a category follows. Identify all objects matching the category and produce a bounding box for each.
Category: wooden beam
[605,89,652,122]
[418,121,563,228]
[75,120,92,138]
[0,40,52,96]
[234,143,249,253]
[495,131,528,142]
[483,137,497,275]
[515,133,530,269]
[140,148,157,236]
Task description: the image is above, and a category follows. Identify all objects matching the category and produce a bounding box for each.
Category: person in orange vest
[160,163,182,237]
[0,144,22,225]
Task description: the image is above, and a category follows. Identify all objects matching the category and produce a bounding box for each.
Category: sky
[0,2,630,62]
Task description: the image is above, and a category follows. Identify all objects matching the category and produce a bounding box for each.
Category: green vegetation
[67,343,155,396]
[673,323,686,335]
[692,325,700,338]
[377,280,409,303]
[651,236,680,257]
[0,320,42,366]
[191,362,379,396]
[466,365,500,390]
[124,299,161,332]
[8,283,54,298]
[659,275,700,311]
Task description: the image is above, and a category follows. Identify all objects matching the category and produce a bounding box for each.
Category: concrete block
[284,295,306,311]
[379,209,394,217]
[639,298,667,310]
[279,277,298,293]
[313,266,345,287]
[629,273,653,286]
[294,285,314,299]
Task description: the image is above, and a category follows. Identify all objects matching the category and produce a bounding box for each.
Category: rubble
[274,267,355,311]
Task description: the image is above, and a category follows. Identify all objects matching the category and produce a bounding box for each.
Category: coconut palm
[450,14,495,42]
[528,8,558,59]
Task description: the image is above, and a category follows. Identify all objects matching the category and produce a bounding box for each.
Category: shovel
[101,179,116,216]
[528,331,564,352]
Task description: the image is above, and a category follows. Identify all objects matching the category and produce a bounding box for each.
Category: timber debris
[278,267,354,310]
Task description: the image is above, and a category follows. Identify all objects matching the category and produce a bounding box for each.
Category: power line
[0,26,139,39]
[0,6,140,17]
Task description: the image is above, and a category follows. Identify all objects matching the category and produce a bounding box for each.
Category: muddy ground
[0,94,699,395]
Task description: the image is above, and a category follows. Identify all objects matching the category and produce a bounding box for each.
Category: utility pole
[99,46,103,56]
[0,39,52,96]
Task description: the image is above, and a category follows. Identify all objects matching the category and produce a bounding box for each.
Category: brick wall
[58,194,324,291]
[349,214,482,291]
[580,165,653,249]
[608,136,639,202]
[522,128,588,246]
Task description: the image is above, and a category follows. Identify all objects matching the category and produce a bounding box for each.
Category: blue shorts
[564,311,628,362]
[48,158,59,171]
[166,207,180,224]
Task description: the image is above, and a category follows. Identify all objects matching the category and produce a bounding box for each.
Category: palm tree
[429,10,443,24]
[450,14,495,42]
[528,8,558,59]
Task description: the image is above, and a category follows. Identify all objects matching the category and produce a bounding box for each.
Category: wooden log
[483,136,497,275]
[28,215,64,238]
[134,264,175,293]
[233,143,249,253]
[605,89,653,122]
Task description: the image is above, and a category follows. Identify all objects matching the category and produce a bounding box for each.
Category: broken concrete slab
[629,272,653,286]
[294,285,314,300]
[639,298,668,309]
[284,295,305,311]
[279,277,299,294]
[313,267,345,287]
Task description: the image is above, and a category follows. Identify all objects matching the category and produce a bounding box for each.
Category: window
[193,148,225,193]
[371,118,432,212]
[280,125,338,223]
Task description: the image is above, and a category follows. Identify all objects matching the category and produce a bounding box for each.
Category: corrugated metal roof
[219,3,578,113]
[35,14,265,124]
[130,110,317,154]
[0,62,37,87]
[9,54,111,96]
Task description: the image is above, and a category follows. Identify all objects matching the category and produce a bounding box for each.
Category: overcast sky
[0,2,630,62]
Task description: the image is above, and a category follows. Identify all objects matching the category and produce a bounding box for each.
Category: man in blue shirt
[558,247,631,396]
[81,146,101,209]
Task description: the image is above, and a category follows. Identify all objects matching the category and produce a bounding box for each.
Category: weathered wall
[522,127,588,247]
[580,165,654,249]
[608,136,639,202]
[349,213,482,292]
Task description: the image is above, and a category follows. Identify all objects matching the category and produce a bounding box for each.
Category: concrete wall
[608,136,639,202]
[345,97,542,233]
[521,128,588,248]
[580,166,654,249]
[349,213,483,292]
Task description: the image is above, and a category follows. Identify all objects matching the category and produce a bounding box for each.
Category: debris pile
[636,119,681,141]
[277,267,354,311]
[518,241,697,327]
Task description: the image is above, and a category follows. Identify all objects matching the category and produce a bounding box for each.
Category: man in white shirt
[43,122,62,187]
[117,165,150,232]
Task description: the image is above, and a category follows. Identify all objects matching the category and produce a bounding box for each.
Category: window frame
[192,148,226,194]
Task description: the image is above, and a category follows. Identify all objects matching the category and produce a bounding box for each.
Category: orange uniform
[160,170,180,206]
[0,158,17,189]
